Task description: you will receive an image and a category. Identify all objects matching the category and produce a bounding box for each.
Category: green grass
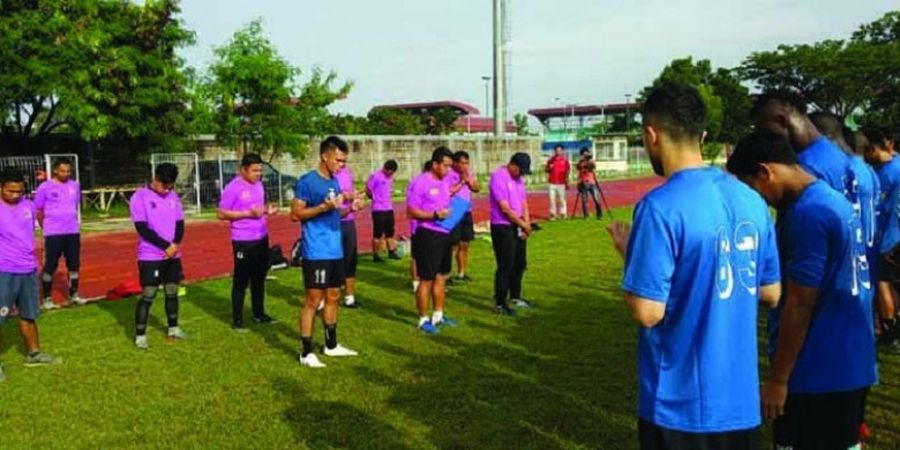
[1,213,898,449]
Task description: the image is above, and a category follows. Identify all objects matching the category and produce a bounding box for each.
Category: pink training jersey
[219,176,268,242]
[407,171,451,234]
[130,186,184,262]
[335,167,355,222]
[407,174,423,235]
[0,199,37,274]
[489,165,527,225]
[33,179,80,236]
[367,170,394,212]
[445,168,474,205]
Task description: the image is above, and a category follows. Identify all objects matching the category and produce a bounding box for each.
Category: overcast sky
[177,0,898,118]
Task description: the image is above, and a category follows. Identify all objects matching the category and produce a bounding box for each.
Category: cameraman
[576,148,602,219]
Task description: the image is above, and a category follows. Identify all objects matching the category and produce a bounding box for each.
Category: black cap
[510,152,532,175]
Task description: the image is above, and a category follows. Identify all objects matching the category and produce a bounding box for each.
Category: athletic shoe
[419,321,440,335]
[41,299,59,310]
[24,352,60,367]
[134,335,149,350]
[456,274,472,282]
[494,305,516,316]
[0,363,5,382]
[167,327,187,341]
[446,277,455,286]
[881,340,900,355]
[232,320,248,333]
[343,300,361,309]
[69,292,88,306]
[299,353,326,368]
[373,255,386,263]
[388,251,402,260]
[323,344,358,357]
[512,298,533,308]
[435,317,459,328]
[252,314,278,324]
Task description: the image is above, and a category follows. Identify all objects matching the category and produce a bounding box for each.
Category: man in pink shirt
[217,153,279,331]
[0,168,60,380]
[367,160,400,262]
[408,160,433,293]
[129,163,186,350]
[545,144,570,220]
[34,158,83,308]
[446,150,480,282]
[407,147,457,334]
[490,153,533,315]
[335,161,365,308]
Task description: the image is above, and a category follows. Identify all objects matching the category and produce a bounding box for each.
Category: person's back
[625,167,779,432]
[876,157,900,254]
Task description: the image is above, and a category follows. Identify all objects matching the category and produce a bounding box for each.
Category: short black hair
[862,127,889,148]
[241,153,263,167]
[579,147,591,156]
[751,90,807,119]
[726,130,798,177]
[320,135,348,154]
[0,168,25,186]
[554,144,563,150]
[383,159,398,172]
[422,161,433,172]
[452,150,470,162]
[642,82,707,142]
[154,163,179,185]
[808,112,844,140]
[431,146,453,164]
[53,158,73,169]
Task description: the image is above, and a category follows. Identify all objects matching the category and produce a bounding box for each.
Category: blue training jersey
[294,170,343,261]
[772,180,877,393]
[622,167,780,433]
[876,157,900,253]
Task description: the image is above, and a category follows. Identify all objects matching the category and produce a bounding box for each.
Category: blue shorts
[0,271,40,324]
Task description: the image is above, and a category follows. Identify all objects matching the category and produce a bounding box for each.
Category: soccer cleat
[419,320,440,335]
[512,298,533,309]
[252,314,278,324]
[323,344,359,357]
[24,352,60,367]
[435,316,459,328]
[494,305,516,316]
[69,293,88,306]
[343,300,361,309]
[41,299,59,310]
[167,327,187,341]
[299,353,326,368]
[135,335,149,350]
[456,274,472,282]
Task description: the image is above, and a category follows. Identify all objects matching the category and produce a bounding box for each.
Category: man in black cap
[489,152,533,315]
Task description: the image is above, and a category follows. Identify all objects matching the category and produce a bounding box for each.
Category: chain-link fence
[150,153,200,214]
[197,157,289,208]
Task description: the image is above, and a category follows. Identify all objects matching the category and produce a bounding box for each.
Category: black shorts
[302,259,346,290]
[773,388,868,449]
[138,259,184,287]
[878,246,900,282]
[638,419,758,450]
[372,210,395,238]
[412,228,451,281]
[341,220,358,278]
[43,233,81,273]
[450,211,475,244]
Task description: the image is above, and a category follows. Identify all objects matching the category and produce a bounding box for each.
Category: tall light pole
[624,93,632,134]
[482,76,491,120]
[492,0,505,136]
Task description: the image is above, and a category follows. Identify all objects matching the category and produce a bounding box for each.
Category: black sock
[881,317,898,344]
[42,279,52,299]
[165,295,178,328]
[324,324,337,350]
[135,298,152,336]
[69,276,79,295]
[301,337,313,357]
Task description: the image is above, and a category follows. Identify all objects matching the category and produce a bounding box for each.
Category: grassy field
[1,213,898,449]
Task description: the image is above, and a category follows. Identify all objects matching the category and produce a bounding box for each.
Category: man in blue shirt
[291,136,358,368]
[862,127,900,353]
[727,130,877,450]
[606,83,781,450]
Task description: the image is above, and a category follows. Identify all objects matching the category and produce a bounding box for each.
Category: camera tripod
[571,172,613,220]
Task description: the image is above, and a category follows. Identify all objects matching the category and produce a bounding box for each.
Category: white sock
[418,316,430,327]
[344,295,355,305]
[432,310,443,324]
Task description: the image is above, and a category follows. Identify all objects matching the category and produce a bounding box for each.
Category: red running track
[42,176,661,302]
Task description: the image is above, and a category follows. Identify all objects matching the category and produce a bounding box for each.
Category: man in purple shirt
[129,163,186,350]
[407,147,457,334]
[489,153,533,315]
[408,160,433,294]
[367,160,400,262]
[217,153,278,331]
[336,163,365,308]
[35,158,83,308]
[0,168,60,381]
[447,150,481,283]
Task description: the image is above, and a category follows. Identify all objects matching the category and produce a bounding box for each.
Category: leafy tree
[424,107,459,135]
[365,108,425,135]
[513,113,530,136]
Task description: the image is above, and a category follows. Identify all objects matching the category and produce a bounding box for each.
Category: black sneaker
[388,251,402,260]
[456,274,472,282]
[494,305,516,316]
[252,314,278,324]
[373,255,386,263]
